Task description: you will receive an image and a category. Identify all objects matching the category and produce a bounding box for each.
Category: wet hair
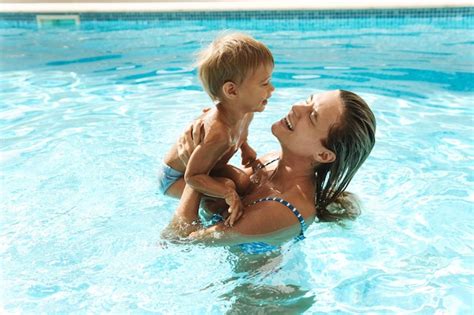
[197,32,274,101]
[315,90,376,221]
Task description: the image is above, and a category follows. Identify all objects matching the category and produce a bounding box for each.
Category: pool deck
[1,0,473,13]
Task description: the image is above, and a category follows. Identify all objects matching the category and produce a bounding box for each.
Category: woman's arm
[161,184,203,240]
[163,192,303,247]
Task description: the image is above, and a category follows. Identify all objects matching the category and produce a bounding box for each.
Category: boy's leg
[158,163,186,198]
[165,178,186,198]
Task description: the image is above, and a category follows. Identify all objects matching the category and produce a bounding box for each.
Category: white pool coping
[1,0,473,13]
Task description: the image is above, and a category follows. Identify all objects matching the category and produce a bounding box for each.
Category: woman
[162,90,376,253]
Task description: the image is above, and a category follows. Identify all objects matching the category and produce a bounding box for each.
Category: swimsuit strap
[249,196,307,240]
[256,157,280,170]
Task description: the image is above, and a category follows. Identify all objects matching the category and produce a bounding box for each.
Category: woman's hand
[177,116,206,164]
[177,107,210,164]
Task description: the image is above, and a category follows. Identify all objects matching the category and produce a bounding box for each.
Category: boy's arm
[184,132,242,226]
[184,132,232,197]
[240,140,257,168]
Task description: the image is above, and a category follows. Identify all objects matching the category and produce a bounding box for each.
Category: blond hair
[197,32,274,101]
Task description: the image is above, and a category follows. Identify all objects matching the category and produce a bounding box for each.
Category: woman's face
[272,90,344,162]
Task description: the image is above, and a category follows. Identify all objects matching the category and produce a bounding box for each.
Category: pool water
[1,13,473,313]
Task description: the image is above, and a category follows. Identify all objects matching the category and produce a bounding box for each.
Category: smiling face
[235,64,274,113]
[272,90,345,163]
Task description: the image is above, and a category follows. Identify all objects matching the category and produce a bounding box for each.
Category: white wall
[1,0,258,3]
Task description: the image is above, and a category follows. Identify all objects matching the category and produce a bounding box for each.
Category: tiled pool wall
[1,7,473,29]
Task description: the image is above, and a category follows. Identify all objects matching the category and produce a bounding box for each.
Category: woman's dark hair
[315,90,376,221]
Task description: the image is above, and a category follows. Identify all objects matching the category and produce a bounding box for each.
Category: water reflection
[221,282,314,314]
[219,250,316,314]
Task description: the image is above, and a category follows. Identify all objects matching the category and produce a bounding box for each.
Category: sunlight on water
[1,13,473,314]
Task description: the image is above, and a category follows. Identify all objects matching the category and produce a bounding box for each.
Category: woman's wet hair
[314,90,376,221]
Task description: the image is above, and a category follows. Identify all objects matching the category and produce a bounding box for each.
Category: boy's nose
[269,82,275,92]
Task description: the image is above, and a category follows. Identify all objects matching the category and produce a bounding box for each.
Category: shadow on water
[221,282,315,314]
[218,251,316,314]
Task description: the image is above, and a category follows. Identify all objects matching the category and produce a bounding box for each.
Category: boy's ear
[313,148,336,164]
[222,81,238,99]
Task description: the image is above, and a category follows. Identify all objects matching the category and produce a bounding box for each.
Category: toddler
[159,32,274,226]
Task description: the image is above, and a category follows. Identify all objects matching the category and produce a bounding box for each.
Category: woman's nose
[292,101,306,110]
[291,102,311,115]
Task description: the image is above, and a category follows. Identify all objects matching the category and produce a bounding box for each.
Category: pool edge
[1,1,473,13]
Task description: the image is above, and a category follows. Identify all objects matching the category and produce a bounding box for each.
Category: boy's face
[236,64,274,113]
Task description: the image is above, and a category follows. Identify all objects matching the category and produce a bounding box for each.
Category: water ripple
[46,54,122,66]
[1,17,473,314]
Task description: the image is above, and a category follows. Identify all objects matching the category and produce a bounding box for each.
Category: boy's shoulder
[201,111,233,146]
[204,125,232,147]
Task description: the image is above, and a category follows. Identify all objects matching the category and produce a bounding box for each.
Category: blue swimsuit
[157,163,184,194]
[210,157,308,254]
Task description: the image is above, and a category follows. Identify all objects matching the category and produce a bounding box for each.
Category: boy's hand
[241,145,257,168]
[250,159,264,172]
[224,190,244,227]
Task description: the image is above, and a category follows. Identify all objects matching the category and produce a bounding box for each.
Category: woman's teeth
[285,117,293,130]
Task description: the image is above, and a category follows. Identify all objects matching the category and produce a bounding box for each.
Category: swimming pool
[1,8,473,314]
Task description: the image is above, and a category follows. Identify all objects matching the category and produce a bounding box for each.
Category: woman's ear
[314,148,336,164]
[222,81,237,99]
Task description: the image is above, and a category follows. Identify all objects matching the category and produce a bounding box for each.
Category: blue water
[1,14,473,314]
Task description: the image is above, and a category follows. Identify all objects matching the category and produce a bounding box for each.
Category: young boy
[159,32,274,226]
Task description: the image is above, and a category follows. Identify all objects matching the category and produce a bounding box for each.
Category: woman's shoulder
[278,190,317,225]
[240,188,316,238]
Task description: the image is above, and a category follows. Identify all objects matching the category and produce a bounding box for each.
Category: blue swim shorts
[157,163,184,194]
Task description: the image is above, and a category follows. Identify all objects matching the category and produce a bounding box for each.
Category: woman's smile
[284,116,294,130]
